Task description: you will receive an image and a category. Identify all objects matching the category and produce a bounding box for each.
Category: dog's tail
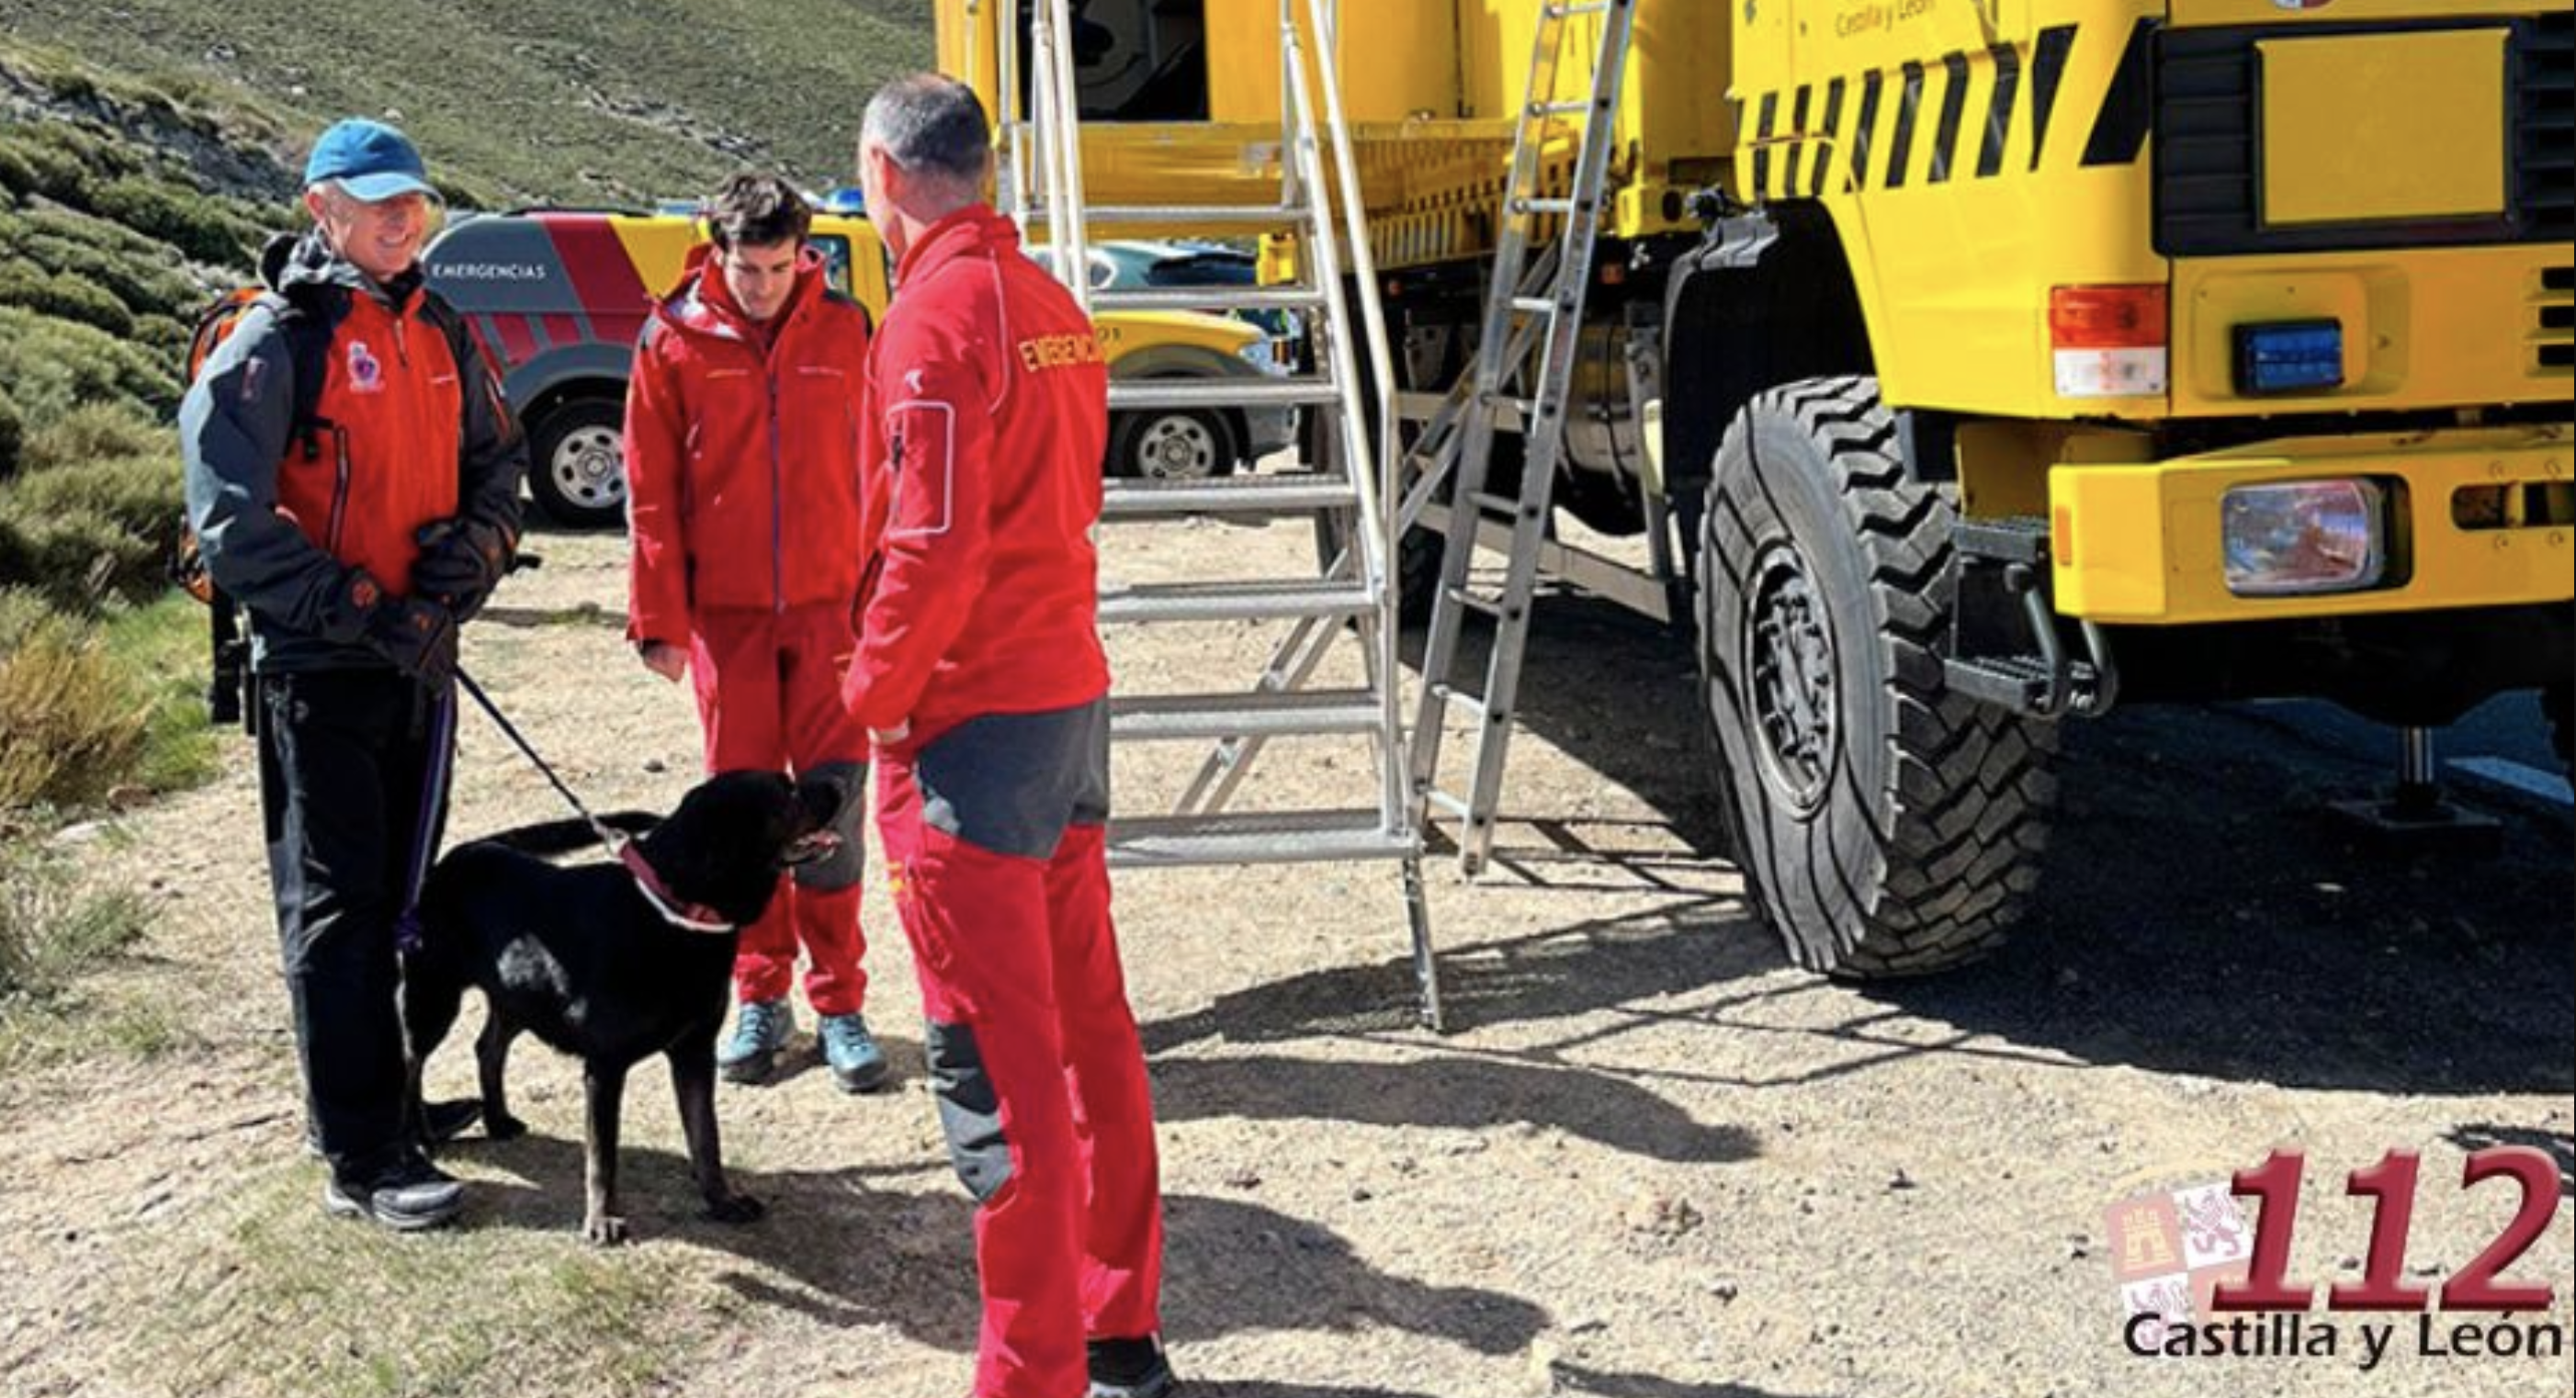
[464,811,659,857]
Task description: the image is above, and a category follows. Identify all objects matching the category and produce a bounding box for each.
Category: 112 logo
[2214,1146,2559,1313]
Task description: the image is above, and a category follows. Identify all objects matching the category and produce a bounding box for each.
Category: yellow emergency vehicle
[939,1,2572,975]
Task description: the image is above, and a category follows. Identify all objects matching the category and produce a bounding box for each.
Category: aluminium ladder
[1406,0,1639,877]
[1003,0,1441,1028]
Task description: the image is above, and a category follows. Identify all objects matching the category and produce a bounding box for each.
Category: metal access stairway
[1003,0,1441,1027]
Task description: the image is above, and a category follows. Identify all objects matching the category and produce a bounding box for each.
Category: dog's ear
[795,763,864,831]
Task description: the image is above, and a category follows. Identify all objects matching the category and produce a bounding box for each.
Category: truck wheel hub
[1745,543,1837,816]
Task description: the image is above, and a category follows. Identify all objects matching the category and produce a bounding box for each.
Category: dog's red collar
[615,840,734,934]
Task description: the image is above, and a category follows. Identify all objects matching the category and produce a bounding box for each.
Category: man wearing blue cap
[183,118,526,1231]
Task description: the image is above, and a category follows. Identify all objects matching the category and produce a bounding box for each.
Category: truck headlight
[2221,479,2389,596]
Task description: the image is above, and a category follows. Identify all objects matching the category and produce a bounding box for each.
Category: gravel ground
[1,517,2567,1398]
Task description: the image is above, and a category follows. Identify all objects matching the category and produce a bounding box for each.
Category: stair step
[1032,204,1308,228]
[1956,516,2052,568]
[1944,654,2097,713]
[1093,286,1326,313]
[1111,378,1343,411]
[1109,809,1416,868]
[1112,689,1384,740]
[1101,579,1376,625]
[1101,476,1356,520]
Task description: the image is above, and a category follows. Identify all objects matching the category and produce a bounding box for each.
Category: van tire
[1696,376,2058,976]
[527,399,627,530]
[1109,406,1237,481]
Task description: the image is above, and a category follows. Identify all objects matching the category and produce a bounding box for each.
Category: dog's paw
[705,1192,764,1225]
[485,1113,528,1142]
[583,1212,631,1246]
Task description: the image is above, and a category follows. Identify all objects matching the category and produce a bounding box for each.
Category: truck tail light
[2051,284,2169,399]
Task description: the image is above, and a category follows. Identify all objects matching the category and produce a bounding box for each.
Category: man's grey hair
[862,73,993,190]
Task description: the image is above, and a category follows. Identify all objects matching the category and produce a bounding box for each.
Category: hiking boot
[717,998,794,1084]
[324,1151,463,1232]
[1088,1336,1179,1398]
[818,1012,889,1094]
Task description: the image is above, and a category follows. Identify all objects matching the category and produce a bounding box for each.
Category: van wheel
[1697,375,2058,976]
[528,399,627,529]
[1110,407,1237,481]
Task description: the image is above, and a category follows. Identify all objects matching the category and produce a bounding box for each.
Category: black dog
[401,768,854,1244]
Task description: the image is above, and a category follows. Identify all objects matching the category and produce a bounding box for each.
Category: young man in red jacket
[624,173,887,1093]
[851,74,1173,1398]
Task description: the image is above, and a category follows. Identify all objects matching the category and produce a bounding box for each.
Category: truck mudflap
[2048,423,2574,625]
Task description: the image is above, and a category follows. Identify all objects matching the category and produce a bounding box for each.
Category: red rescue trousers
[876,700,1164,1398]
[688,602,869,1015]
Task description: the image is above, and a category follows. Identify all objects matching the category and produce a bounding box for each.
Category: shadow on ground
[1372,593,2573,1098]
[438,1130,1560,1363]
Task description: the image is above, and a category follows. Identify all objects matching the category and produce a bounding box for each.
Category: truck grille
[2521,13,2575,242]
[2158,14,2573,256]
[2541,265,2574,375]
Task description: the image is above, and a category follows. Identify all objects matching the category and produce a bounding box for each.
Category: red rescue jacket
[625,245,873,644]
[843,207,1111,738]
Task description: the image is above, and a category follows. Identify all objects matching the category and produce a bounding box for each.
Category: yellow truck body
[939,0,2574,975]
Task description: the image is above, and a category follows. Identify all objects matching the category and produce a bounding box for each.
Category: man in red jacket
[625,173,886,1093]
[850,74,1172,1398]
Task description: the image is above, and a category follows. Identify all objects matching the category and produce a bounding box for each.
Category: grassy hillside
[0,0,933,204]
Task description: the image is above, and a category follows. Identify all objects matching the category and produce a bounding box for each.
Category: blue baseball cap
[304,118,435,201]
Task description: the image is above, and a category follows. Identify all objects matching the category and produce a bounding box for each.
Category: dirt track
[1,517,2569,1398]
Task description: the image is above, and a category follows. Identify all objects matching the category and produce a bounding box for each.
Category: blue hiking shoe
[717,998,794,1084]
[1089,1336,1179,1398]
[819,1012,890,1094]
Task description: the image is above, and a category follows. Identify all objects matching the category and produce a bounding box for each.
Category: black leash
[454,667,624,857]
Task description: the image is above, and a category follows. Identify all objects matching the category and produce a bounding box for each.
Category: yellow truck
[939,0,2573,974]
[423,205,1291,525]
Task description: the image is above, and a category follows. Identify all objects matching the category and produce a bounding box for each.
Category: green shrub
[0,129,88,204]
[0,844,153,1005]
[19,204,172,263]
[0,586,46,649]
[23,404,164,473]
[132,313,190,357]
[90,177,257,265]
[14,223,203,320]
[8,451,179,536]
[0,392,20,479]
[0,261,135,337]
[0,608,150,814]
[0,306,182,425]
[0,455,178,604]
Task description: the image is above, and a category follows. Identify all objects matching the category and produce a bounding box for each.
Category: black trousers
[255,670,451,1177]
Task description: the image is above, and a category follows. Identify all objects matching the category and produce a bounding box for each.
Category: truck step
[1101,579,1377,625]
[1111,378,1344,411]
[1030,204,1307,228]
[1101,477,1356,520]
[1109,809,1416,868]
[1944,653,2099,715]
[1092,286,1328,313]
[1955,516,2052,568]
[1111,689,1384,740]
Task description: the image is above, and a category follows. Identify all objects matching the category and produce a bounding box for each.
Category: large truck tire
[1696,376,2058,976]
[526,398,628,530]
